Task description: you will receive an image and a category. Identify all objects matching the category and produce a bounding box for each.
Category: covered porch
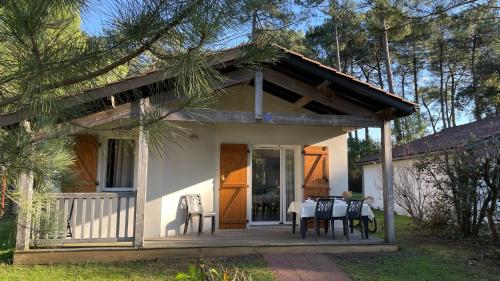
[10,45,416,264]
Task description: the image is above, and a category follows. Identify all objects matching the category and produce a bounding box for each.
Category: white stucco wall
[144,124,216,238]
[143,122,348,238]
[141,85,349,238]
[362,159,432,215]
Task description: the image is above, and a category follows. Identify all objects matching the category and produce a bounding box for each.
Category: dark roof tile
[358,115,500,164]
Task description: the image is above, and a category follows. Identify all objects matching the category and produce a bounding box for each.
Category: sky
[80,0,113,36]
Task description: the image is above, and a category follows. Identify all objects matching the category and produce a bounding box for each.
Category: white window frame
[99,135,138,192]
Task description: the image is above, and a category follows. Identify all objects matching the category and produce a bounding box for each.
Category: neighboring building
[359,115,500,214]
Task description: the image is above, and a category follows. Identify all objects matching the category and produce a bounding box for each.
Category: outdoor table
[287,199,375,238]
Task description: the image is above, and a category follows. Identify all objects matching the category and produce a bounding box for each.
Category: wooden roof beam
[294,80,331,109]
[164,110,382,127]
[294,96,313,109]
[52,69,254,132]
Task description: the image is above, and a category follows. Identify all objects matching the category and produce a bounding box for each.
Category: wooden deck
[14,226,398,265]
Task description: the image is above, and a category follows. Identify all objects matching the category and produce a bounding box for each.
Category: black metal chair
[301,198,334,240]
[331,199,365,241]
[183,194,215,235]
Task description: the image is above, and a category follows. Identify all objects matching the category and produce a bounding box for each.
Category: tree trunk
[484,158,499,243]
[251,9,258,42]
[376,54,384,89]
[450,72,457,127]
[422,96,437,134]
[487,194,498,243]
[354,130,359,141]
[365,127,370,141]
[381,17,401,142]
[331,0,341,71]
[401,71,406,99]
[444,75,451,127]
[381,18,395,95]
[471,32,481,120]
[439,41,447,129]
[412,42,419,104]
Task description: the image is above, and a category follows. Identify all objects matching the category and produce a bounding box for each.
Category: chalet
[1,45,417,264]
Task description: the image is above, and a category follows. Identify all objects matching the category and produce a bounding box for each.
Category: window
[105,139,135,189]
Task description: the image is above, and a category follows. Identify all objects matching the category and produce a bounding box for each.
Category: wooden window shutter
[219,144,248,229]
[303,145,329,199]
[62,134,99,193]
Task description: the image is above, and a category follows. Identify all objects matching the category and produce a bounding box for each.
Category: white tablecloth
[287,200,375,220]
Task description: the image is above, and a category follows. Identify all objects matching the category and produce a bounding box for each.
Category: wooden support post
[381,121,395,243]
[16,121,34,251]
[254,68,263,120]
[133,99,149,248]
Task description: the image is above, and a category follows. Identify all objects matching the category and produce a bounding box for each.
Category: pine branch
[46,0,203,91]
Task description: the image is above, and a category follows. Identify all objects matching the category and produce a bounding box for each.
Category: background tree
[348,138,380,193]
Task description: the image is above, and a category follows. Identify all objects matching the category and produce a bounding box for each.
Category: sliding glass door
[251,148,281,223]
[251,146,296,225]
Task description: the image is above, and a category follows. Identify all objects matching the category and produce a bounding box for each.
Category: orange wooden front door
[219,144,248,229]
[303,146,329,199]
[62,134,99,193]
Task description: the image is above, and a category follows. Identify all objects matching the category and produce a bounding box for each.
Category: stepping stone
[263,253,352,281]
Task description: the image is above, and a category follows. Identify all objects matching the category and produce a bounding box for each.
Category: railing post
[16,121,34,251]
[133,98,149,247]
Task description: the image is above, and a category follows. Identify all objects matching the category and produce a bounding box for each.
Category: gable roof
[358,115,500,165]
[0,44,417,128]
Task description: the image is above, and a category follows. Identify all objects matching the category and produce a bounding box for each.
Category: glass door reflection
[252,149,281,222]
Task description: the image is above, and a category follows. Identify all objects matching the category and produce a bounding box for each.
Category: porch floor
[15,226,397,265]
[145,225,383,248]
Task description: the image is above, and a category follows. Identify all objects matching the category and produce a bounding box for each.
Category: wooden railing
[30,192,136,245]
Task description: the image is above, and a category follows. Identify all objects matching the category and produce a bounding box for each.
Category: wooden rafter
[293,80,331,109]
[294,96,313,109]
[262,68,377,118]
[1,68,253,128]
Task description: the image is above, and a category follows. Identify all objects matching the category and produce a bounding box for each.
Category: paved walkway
[263,253,352,281]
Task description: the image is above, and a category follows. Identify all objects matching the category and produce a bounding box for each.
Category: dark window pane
[106,139,135,188]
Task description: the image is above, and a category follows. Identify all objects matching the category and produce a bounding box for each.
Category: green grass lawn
[0,217,273,281]
[2,210,500,281]
[332,210,500,281]
[0,255,274,281]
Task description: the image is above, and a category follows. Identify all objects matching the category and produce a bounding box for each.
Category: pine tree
[0,0,272,231]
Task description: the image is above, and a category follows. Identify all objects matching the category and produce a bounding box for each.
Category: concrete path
[263,253,352,281]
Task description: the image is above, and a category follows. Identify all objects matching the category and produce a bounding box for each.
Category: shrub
[416,137,499,242]
[176,262,253,281]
